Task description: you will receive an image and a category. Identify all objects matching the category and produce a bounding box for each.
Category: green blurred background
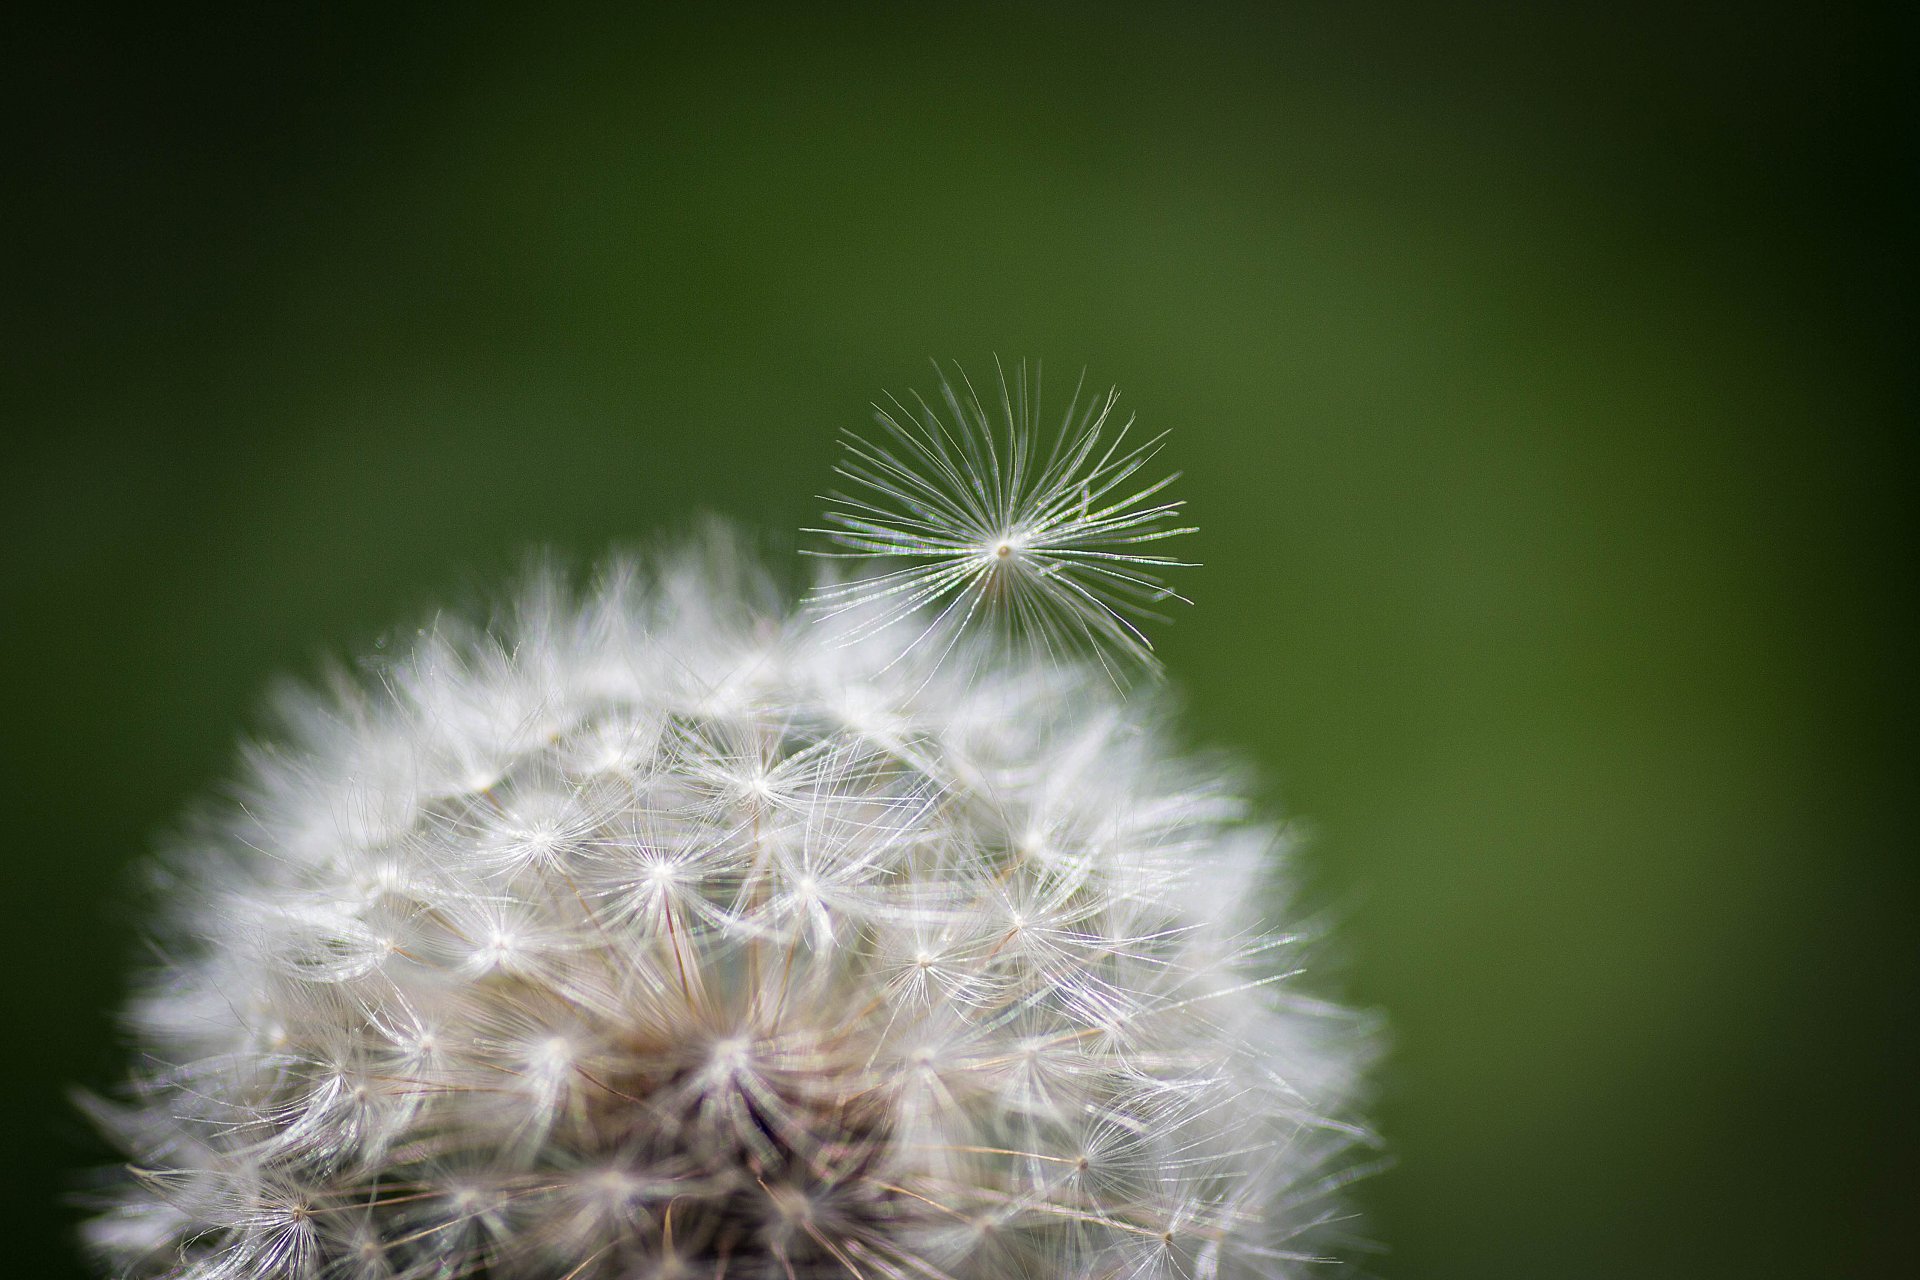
[4,4,1911,1276]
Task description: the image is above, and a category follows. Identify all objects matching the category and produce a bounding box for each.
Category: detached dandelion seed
[80,366,1376,1280]
[805,359,1198,678]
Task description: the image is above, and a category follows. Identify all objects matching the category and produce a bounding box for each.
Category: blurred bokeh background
[4,3,1911,1276]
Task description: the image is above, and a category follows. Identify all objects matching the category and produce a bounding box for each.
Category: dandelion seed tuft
[82,378,1375,1280]
[806,359,1198,679]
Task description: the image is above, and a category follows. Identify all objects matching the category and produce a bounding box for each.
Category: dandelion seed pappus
[806,359,1199,683]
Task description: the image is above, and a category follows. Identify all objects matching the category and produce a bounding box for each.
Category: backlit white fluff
[807,361,1197,678]
[85,462,1373,1280]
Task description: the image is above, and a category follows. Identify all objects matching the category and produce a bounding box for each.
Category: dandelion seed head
[83,382,1374,1279]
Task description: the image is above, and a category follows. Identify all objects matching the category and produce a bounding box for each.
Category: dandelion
[806,360,1198,678]
[81,372,1375,1280]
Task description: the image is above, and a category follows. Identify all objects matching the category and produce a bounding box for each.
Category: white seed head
[806,360,1198,680]
[84,394,1374,1280]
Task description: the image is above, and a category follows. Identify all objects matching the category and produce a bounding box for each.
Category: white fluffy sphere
[84,529,1373,1280]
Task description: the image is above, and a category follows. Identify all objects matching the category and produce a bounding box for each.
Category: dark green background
[5,4,1911,1276]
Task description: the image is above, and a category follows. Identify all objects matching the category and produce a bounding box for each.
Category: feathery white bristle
[806,359,1198,679]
